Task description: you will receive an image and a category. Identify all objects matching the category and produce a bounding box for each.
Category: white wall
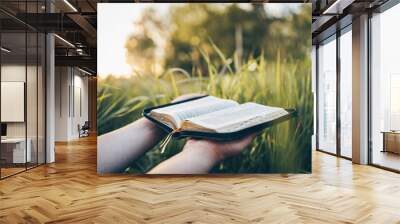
[55,67,69,141]
[55,67,89,141]
[1,65,26,137]
[71,73,89,138]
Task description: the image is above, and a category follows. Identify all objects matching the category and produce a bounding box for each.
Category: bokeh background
[97,3,312,173]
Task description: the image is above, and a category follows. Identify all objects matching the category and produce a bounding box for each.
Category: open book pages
[149,96,289,133]
[181,103,289,133]
[149,96,239,129]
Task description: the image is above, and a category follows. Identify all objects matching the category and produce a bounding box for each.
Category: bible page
[150,96,238,128]
[184,102,288,133]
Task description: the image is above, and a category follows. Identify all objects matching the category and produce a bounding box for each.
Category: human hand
[182,133,258,163]
[148,133,258,174]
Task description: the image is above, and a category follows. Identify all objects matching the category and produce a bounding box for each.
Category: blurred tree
[125,3,311,76]
[125,7,169,76]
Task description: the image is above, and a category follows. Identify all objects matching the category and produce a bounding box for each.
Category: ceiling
[0,0,100,74]
[311,0,391,44]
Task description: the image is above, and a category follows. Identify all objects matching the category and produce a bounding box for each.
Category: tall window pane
[340,29,352,158]
[318,36,337,154]
[371,4,400,171]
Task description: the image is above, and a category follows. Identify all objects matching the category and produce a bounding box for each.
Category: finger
[240,131,259,141]
[241,134,256,145]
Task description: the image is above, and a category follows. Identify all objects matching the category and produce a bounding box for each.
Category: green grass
[97,50,312,173]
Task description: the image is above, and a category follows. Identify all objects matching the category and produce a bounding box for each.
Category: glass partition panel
[27,30,38,169]
[26,0,42,169]
[317,36,337,154]
[1,31,27,177]
[38,32,45,165]
[0,1,46,179]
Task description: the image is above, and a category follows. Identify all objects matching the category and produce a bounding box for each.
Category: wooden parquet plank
[0,136,399,223]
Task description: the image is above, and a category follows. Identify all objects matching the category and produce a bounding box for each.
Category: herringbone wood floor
[1,136,400,224]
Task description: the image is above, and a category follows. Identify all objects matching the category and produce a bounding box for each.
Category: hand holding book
[148,133,257,174]
[145,95,295,174]
[99,94,295,174]
[171,94,261,159]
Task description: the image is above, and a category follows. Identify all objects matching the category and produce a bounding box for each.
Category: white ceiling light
[76,48,84,55]
[54,34,75,48]
[1,47,11,53]
[63,0,78,12]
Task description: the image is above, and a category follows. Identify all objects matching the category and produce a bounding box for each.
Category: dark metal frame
[367,10,373,166]
[315,44,319,151]
[336,25,341,158]
[0,0,47,180]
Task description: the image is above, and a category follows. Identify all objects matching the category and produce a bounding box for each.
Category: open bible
[143,96,295,140]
